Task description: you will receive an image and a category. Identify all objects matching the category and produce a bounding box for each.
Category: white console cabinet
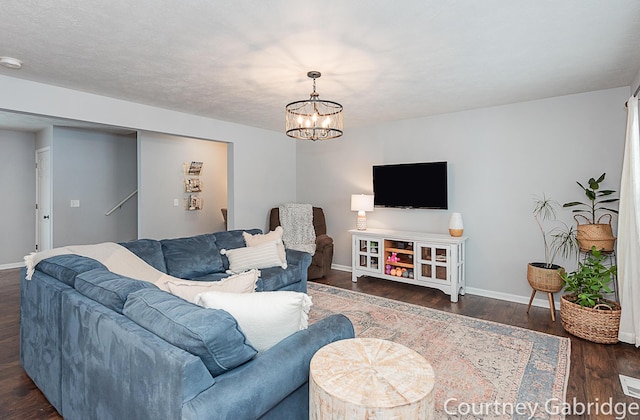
[350,228,467,302]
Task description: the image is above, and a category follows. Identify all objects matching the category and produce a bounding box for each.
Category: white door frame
[35,147,52,251]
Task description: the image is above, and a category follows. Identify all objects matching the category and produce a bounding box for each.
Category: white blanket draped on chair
[278,203,316,256]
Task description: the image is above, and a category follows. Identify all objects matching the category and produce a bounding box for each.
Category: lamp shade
[351,194,374,212]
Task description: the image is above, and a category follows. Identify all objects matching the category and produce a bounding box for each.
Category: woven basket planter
[575,214,616,252]
[560,295,621,344]
[527,263,563,293]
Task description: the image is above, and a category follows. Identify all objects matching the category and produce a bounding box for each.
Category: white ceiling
[1,0,640,133]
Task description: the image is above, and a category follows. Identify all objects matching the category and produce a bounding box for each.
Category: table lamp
[351,194,374,230]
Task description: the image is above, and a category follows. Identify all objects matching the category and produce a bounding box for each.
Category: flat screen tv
[373,161,448,209]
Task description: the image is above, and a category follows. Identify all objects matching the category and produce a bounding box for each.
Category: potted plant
[559,246,620,343]
[527,195,578,321]
[563,173,618,251]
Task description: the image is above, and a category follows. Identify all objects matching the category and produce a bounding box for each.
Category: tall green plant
[561,246,617,308]
[563,173,618,223]
[533,195,578,268]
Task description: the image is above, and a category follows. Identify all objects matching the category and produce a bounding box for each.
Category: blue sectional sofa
[20,229,355,419]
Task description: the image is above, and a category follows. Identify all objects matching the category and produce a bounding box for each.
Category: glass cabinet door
[356,238,381,272]
[417,243,450,282]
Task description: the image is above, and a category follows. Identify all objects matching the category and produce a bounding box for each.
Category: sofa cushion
[160,269,260,303]
[221,242,287,274]
[160,233,224,278]
[196,291,312,352]
[119,239,167,273]
[212,229,261,269]
[123,288,257,376]
[75,268,158,314]
[36,255,107,287]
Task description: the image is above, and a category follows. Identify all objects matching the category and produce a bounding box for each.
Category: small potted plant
[527,195,578,320]
[559,246,620,343]
[563,173,618,251]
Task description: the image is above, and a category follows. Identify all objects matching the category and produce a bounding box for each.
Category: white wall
[52,127,137,246]
[138,132,227,239]
[297,87,629,302]
[0,75,297,234]
[0,130,36,266]
[631,67,640,97]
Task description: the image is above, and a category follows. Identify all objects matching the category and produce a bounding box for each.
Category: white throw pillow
[160,269,260,303]
[243,227,287,265]
[195,290,312,352]
[221,241,287,273]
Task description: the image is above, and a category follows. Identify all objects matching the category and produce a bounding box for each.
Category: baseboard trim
[331,263,351,272]
[464,286,560,310]
[0,262,25,271]
[329,264,559,310]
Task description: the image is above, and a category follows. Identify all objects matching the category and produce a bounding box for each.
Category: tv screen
[373,162,448,209]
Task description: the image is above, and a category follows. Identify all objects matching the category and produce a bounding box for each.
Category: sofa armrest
[182,314,355,420]
[285,248,312,268]
[315,233,333,250]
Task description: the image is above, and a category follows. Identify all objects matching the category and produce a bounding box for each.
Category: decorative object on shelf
[448,212,464,237]
[285,71,343,141]
[527,195,578,321]
[387,252,400,263]
[184,161,203,176]
[350,194,374,230]
[186,195,203,211]
[184,178,202,193]
[563,173,618,252]
[560,246,620,343]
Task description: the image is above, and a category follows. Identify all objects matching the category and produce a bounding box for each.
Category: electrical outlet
[173,198,179,207]
[70,200,80,208]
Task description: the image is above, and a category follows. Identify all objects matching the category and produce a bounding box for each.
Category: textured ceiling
[1,1,640,133]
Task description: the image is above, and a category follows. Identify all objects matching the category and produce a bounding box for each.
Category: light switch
[173,198,180,207]
[70,200,80,208]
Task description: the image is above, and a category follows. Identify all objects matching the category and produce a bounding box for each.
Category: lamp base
[356,214,367,230]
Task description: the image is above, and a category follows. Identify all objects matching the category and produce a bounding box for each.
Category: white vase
[449,212,463,237]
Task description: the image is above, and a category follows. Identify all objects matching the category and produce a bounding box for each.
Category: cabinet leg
[527,290,536,314]
[351,273,358,283]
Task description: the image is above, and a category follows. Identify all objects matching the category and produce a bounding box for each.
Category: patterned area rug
[308,283,570,419]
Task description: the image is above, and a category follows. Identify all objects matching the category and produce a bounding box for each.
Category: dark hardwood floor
[1,267,638,419]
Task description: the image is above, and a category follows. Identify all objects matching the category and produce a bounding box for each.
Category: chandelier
[285,71,343,141]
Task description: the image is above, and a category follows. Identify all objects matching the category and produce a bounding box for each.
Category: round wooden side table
[309,337,435,419]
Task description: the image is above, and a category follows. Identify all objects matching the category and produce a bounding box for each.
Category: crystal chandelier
[285,71,343,141]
